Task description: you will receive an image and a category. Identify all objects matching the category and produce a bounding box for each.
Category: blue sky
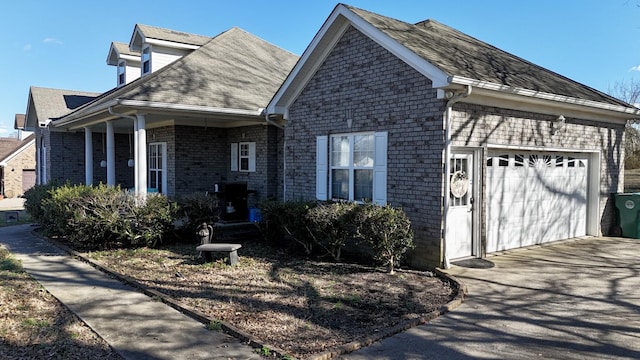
[1,0,638,137]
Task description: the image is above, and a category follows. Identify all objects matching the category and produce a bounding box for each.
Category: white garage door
[486,151,588,253]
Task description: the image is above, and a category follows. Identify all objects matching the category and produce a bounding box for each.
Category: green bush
[305,201,358,261]
[260,201,414,270]
[42,183,96,236]
[176,192,220,234]
[32,183,178,250]
[356,204,414,274]
[22,182,58,224]
[259,200,316,255]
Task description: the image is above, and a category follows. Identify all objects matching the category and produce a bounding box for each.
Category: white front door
[446,151,475,259]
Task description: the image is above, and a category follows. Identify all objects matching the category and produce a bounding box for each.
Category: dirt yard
[84,240,456,358]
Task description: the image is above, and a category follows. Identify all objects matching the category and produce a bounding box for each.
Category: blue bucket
[248,208,262,223]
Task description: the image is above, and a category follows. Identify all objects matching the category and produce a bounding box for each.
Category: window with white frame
[141,46,151,75]
[148,142,167,193]
[117,60,126,86]
[230,142,256,172]
[316,132,387,204]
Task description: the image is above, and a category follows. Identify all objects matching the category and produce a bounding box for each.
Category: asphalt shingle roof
[135,24,212,47]
[64,27,298,117]
[29,87,100,121]
[347,5,625,107]
[0,134,34,162]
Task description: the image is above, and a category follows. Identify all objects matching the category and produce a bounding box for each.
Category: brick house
[48,25,297,216]
[0,133,35,198]
[24,87,100,186]
[267,4,640,268]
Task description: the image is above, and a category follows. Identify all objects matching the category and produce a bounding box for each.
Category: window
[148,143,167,193]
[230,142,256,172]
[141,46,151,75]
[117,60,126,86]
[316,132,387,204]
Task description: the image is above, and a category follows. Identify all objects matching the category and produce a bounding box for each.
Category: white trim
[486,143,599,153]
[53,99,264,129]
[148,142,167,193]
[144,37,200,50]
[450,76,639,121]
[267,4,450,116]
[141,45,151,76]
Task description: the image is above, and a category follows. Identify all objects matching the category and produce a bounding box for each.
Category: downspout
[264,112,287,201]
[442,85,472,269]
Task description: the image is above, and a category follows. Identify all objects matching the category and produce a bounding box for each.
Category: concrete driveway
[342,237,640,360]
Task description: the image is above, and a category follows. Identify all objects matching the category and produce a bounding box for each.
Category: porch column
[133,120,139,191]
[136,114,147,197]
[84,127,93,185]
[106,121,116,186]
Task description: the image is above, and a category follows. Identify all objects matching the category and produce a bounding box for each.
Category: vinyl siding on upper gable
[125,63,140,84]
[150,45,190,73]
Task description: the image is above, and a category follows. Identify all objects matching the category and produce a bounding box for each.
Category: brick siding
[284,25,625,269]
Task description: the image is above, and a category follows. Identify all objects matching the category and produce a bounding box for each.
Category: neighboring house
[24,87,100,186]
[0,133,35,198]
[50,25,298,211]
[14,113,33,140]
[267,4,640,268]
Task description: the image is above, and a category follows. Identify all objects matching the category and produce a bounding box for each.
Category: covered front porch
[52,102,282,202]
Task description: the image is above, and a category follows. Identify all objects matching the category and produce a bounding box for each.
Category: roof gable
[268,3,638,119]
[25,87,99,128]
[0,134,34,164]
[54,27,299,126]
[107,42,140,66]
[130,24,211,52]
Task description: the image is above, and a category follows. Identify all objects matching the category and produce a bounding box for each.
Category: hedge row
[23,183,178,249]
[260,201,414,274]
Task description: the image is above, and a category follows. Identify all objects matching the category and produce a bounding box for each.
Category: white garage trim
[485,148,599,253]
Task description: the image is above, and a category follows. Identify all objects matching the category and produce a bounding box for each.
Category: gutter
[54,99,264,128]
[262,110,287,201]
[449,76,640,119]
[442,85,472,269]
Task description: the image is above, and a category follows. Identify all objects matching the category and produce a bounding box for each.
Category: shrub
[259,200,316,255]
[33,183,178,249]
[22,182,57,224]
[176,192,220,234]
[356,204,414,274]
[42,183,96,236]
[305,201,358,261]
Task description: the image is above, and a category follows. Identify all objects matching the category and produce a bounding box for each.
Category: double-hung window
[117,60,126,86]
[316,132,387,204]
[141,46,151,75]
[148,142,167,193]
[230,142,256,172]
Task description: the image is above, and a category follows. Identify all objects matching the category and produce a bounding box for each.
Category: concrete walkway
[0,224,260,360]
[342,237,640,360]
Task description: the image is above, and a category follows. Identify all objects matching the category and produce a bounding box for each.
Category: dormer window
[141,46,151,75]
[117,61,126,86]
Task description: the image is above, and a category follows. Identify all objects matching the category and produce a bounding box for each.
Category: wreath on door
[450,170,469,198]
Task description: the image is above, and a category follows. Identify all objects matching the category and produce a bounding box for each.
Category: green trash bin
[613,193,640,238]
